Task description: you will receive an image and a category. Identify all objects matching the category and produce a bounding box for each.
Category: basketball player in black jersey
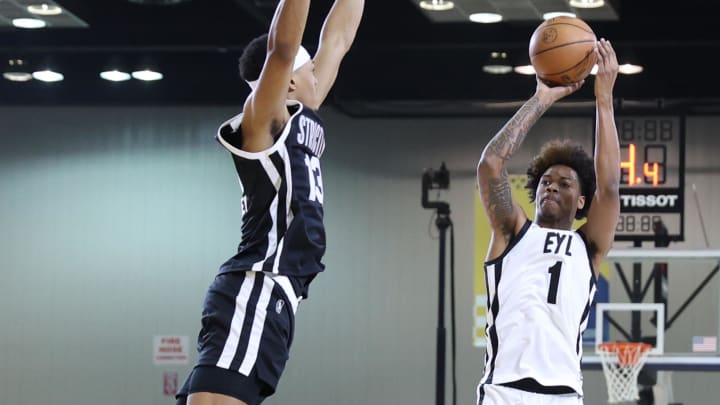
[176,1,364,404]
[475,39,620,404]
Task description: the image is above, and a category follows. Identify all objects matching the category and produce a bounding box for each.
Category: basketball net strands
[597,342,653,403]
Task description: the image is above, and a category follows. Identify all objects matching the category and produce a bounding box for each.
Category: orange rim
[598,342,653,366]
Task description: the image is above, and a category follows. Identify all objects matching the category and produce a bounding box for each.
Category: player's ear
[577,194,586,210]
[288,77,297,93]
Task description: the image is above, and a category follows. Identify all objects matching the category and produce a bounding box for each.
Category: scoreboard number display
[613,115,685,242]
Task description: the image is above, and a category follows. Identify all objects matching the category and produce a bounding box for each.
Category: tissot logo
[620,194,679,208]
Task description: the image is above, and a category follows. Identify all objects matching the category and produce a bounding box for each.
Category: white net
[598,342,652,404]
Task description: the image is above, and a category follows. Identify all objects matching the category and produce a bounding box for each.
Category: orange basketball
[529,16,597,86]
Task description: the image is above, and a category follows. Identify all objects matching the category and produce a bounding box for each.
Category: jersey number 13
[304,154,324,204]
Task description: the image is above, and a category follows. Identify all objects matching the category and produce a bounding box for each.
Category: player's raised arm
[477,79,583,259]
[242,0,311,152]
[579,38,621,270]
[309,0,364,109]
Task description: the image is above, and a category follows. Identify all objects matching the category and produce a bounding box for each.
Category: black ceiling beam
[232,0,278,27]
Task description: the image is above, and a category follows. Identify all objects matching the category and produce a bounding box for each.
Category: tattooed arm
[477,77,583,260]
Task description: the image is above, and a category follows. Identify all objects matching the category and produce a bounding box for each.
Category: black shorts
[176,271,299,405]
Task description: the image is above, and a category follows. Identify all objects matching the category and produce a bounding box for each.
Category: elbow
[267,33,301,63]
[320,15,361,54]
[477,156,501,179]
[476,157,488,178]
[339,31,359,53]
[321,35,353,58]
[266,46,298,69]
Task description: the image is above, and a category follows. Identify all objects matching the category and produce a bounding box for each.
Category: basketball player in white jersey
[176,1,364,404]
[475,39,619,404]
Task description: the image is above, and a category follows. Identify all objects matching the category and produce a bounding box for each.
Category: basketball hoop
[597,342,653,403]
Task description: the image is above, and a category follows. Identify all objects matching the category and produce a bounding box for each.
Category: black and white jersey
[479,221,597,396]
[215,100,326,298]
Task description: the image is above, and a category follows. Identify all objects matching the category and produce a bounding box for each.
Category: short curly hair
[238,33,268,83]
[525,139,596,220]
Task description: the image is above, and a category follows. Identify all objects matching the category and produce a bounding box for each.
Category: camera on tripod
[422,162,450,213]
[423,162,450,191]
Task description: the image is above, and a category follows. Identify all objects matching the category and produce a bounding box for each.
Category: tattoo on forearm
[486,170,515,237]
[486,96,546,162]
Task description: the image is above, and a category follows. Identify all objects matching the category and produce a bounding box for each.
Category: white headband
[246,46,311,91]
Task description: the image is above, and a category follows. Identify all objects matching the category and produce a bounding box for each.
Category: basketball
[529,16,597,86]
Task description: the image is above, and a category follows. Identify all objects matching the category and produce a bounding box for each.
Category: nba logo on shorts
[276,299,284,314]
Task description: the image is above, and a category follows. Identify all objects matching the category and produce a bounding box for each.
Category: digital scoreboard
[614,115,685,242]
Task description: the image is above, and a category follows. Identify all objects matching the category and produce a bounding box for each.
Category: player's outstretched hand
[594,38,619,102]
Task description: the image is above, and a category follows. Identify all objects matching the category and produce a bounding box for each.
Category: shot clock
[613,115,685,242]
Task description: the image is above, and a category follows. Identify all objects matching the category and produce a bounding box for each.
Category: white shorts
[477,384,583,405]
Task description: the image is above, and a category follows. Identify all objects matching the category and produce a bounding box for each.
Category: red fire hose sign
[153,335,189,365]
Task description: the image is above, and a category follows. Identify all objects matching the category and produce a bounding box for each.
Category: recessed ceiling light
[543,11,576,20]
[483,64,513,74]
[32,70,64,82]
[569,0,605,9]
[100,70,132,82]
[513,65,536,75]
[12,18,47,29]
[469,13,503,24]
[132,69,163,81]
[8,58,27,67]
[3,72,33,82]
[4,59,33,82]
[27,4,63,16]
[619,64,644,75]
[482,52,512,74]
[419,0,454,11]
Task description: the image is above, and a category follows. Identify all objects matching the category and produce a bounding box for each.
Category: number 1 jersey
[479,221,597,395]
[214,100,326,298]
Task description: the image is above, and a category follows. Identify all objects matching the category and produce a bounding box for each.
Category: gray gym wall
[0,106,718,405]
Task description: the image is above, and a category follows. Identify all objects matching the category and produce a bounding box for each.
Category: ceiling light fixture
[32,69,64,82]
[482,52,513,74]
[27,4,63,15]
[469,13,503,24]
[100,70,132,82]
[513,64,536,75]
[419,0,454,11]
[12,18,47,29]
[132,69,163,81]
[3,59,33,82]
[616,48,644,75]
[619,63,644,75]
[543,11,576,20]
[569,0,605,9]
[3,72,33,82]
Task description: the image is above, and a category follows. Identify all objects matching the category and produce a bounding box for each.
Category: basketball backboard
[583,248,720,371]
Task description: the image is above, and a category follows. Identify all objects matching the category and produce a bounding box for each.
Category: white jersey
[479,221,597,396]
